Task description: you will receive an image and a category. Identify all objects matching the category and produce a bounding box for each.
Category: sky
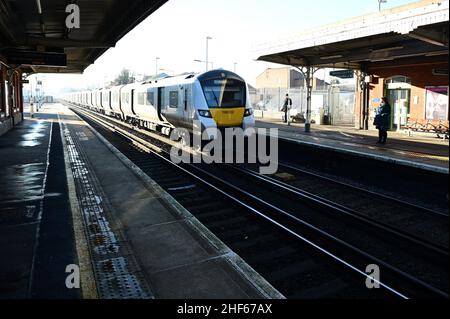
[31,0,419,96]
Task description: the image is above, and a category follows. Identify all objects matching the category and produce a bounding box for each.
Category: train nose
[209,107,245,127]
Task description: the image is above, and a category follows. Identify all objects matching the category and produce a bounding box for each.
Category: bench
[406,118,449,139]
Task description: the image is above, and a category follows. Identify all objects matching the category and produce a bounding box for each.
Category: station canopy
[0,0,167,73]
[254,0,449,69]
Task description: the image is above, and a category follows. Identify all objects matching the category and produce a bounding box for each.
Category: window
[169,91,178,108]
[146,91,154,105]
[385,76,411,84]
[138,92,145,105]
[200,78,246,108]
[122,92,130,104]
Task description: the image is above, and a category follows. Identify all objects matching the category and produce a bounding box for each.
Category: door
[157,87,165,121]
[387,89,410,130]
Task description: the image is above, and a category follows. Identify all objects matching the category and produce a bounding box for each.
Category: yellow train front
[192,70,255,133]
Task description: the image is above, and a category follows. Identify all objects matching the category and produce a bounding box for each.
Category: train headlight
[244,108,253,117]
[198,110,212,118]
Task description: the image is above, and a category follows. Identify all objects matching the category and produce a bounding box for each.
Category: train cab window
[169,91,178,108]
[146,91,154,105]
[138,92,145,105]
[200,78,246,108]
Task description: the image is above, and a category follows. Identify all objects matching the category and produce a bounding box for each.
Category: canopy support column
[296,66,319,133]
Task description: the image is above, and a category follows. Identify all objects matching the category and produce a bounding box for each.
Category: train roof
[71,69,246,94]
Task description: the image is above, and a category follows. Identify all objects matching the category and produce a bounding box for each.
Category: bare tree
[114,68,135,85]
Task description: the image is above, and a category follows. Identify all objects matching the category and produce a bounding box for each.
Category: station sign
[330,70,354,79]
[6,50,67,67]
[21,79,29,84]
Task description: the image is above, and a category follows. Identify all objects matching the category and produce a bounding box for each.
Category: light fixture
[320,54,343,60]
[36,0,42,14]
[425,51,448,57]
[370,57,395,62]
[371,46,403,53]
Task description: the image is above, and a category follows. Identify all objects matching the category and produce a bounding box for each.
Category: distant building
[255,67,329,90]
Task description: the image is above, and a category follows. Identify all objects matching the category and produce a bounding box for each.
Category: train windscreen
[200,78,246,108]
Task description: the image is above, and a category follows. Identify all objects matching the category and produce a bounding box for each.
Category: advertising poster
[425,86,449,120]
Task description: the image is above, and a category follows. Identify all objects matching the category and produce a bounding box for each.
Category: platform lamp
[206,36,212,71]
[155,57,160,76]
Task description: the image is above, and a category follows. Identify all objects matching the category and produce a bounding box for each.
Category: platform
[0,110,79,298]
[0,104,282,299]
[256,119,449,174]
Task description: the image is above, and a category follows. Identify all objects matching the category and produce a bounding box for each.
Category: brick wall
[368,59,448,121]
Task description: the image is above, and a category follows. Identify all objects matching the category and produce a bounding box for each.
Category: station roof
[0,0,167,74]
[254,0,449,69]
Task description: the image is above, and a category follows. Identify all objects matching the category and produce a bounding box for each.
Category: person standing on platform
[374,96,391,144]
[281,94,292,123]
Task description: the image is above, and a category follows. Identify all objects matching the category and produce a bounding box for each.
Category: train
[63,69,255,137]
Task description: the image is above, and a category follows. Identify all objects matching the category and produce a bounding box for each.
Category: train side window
[169,91,178,108]
[138,92,145,105]
[146,91,154,105]
[122,93,130,104]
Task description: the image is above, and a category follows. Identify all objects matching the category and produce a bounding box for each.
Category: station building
[254,0,449,131]
[256,67,328,90]
[0,59,24,135]
[366,54,448,130]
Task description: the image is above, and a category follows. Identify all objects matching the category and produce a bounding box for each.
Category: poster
[425,86,448,120]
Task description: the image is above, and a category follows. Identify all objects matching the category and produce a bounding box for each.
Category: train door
[157,87,165,121]
[131,89,135,115]
[182,86,190,125]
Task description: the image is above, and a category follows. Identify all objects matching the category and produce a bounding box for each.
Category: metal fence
[250,85,356,126]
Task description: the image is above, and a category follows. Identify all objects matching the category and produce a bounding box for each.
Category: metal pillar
[295,65,318,133]
[305,66,312,132]
[360,66,370,130]
[7,69,15,126]
[363,81,370,130]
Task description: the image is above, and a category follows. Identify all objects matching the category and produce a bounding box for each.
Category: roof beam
[407,29,448,47]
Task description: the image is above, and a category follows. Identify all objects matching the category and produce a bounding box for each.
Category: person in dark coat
[281,94,292,123]
[374,97,391,144]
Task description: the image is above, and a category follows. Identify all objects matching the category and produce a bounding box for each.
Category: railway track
[67,104,448,298]
[262,162,447,242]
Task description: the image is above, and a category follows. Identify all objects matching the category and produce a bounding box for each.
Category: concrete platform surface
[256,119,449,173]
[0,110,79,299]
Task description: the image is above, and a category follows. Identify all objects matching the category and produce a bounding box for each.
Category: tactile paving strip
[62,122,153,299]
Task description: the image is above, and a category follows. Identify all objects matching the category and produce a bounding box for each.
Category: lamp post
[155,57,160,75]
[206,36,212,71]
[378,0,387,12]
